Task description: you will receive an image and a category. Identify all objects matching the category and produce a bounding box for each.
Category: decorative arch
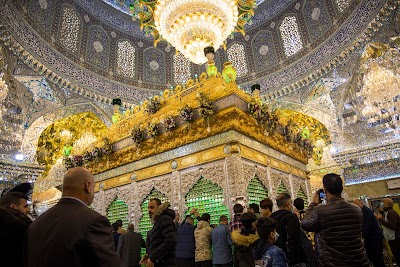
[279,15,303,57]
[296,188,309,207]
[143,47,166,85]
[227,42,248,77]
[86,25,110,70]
[58,4,82,53]
[106,196,129,227]
[302,0,332,42]
[185,177,229,225]
[247,176,269,205]
[251,30,278,70]
[277,182,289,195]
[115,39,137,79]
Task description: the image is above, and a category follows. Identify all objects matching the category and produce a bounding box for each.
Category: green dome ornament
[222,62,237,83]
[204,46,218,77]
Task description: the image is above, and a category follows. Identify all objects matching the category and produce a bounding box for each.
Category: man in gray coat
[118,223,146,267]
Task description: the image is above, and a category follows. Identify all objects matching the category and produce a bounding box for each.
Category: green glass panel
[139,189,168,256]
[185,177,229,226]
[277,182,289,195]
[297,189,308,207]
[247,176,269,205]
[106,197,129,228]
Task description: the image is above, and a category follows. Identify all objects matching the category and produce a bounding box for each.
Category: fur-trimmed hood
[153,202,175,221]
[231,229,259,247]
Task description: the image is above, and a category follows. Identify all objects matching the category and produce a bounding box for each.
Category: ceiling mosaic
[0,0,394,104]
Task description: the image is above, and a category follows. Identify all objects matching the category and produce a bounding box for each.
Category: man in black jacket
[270,193,308,266]
[301,173,369,267]
[141,198,176,267]
[24,167,123,267]
[354,199,385,267]
[0,191,32,267]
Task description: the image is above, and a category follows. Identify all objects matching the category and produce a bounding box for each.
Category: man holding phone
[301,173,369,267]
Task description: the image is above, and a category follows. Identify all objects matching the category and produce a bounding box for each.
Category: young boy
[254,217,288,267]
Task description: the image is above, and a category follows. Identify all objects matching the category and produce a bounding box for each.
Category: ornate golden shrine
[78,72,330,189]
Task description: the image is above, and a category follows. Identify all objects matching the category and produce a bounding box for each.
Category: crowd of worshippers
[1,168,400,267]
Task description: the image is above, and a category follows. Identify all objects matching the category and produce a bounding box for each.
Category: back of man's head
[293,198,304,211]
[260,198,273,213]
[112,223,119,232]
[116,219,123,227]
[219,215,228,224]
[0,192,29,215]
[185,216,194,225]
[241,212,257,229]
[62,167,95,206]
[322,173,343,196]
[276,193,292,209]
[127,223,135,231]
[233,203,244,214]
[249,203,260,213]
[200,213,211,223]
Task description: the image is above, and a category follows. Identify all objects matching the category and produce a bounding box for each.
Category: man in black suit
[24,167,123,267]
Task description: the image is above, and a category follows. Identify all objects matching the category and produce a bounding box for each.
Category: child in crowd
[231,212,259,267]
[253,217,288,267]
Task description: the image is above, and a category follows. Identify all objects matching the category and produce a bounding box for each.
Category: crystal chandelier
[132,0,256,64]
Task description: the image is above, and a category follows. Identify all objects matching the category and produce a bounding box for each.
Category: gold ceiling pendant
[133,0,256,64]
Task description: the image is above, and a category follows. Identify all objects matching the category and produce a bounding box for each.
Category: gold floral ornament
[131,126,144,147]
[196,92,214,132]
[147,122,160,138]
[161,116,176,131]
[143,96,162,115]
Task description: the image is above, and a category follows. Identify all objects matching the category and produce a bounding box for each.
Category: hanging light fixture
[131,0,256,65]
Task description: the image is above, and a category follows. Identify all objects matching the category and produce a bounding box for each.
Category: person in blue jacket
[176,216,195,267]
[253,217,288,267]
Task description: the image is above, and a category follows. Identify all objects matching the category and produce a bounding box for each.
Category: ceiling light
[133,0,256,64]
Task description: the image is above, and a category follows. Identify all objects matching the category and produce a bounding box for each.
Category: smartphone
[317,189,325,203]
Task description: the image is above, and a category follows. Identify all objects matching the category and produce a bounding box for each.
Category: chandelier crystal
[133,0,256,64]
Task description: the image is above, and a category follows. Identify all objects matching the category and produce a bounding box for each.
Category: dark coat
[175,222,195,260]
[231,228,259,267]
[0,207,31,267]
[379,206,400,238]
[362,205,384,240]
[117,230,146,267]
[147,202,176,266]
[301,197,369,267]
[24,198,123,267]
[270,210,308,266]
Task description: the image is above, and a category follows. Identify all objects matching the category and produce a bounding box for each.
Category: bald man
[24,167,123,267]
[353,199,385,267]
[375,198,400,265]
